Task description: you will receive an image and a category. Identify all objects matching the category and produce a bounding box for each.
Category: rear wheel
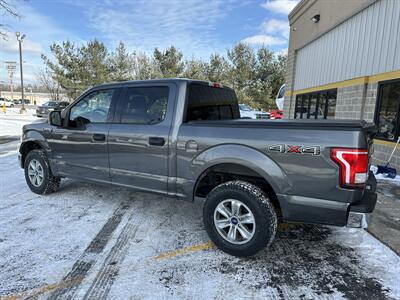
[24,149,60,194]
[203,180,277,257]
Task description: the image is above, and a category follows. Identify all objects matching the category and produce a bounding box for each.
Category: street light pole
[16,31,26,114]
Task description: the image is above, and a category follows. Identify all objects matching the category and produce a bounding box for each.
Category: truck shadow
[211,224,392,299]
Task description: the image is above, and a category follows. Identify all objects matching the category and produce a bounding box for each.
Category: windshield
[43,101,58,107]
[239,104,251,111]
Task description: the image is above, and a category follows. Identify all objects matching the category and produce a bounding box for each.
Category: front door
[49,88,116,184]
[108,84,176,194]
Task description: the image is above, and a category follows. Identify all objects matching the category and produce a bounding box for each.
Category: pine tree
[41,39,286,110]
[183,57,207,80]
[227,43,258,107]
[109,42,134,81]
[42,40,112,99]
[206,54,230,84]
[153,46,184,78]
[133,52,160,80]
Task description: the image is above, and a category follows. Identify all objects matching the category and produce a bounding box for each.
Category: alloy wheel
[28,159,44,187]
[213,199,256,245]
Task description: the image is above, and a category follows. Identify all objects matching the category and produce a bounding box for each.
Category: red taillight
[331,148,369,188]
[209,82,222,88]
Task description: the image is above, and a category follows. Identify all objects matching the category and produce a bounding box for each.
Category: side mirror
[49,110,62,127]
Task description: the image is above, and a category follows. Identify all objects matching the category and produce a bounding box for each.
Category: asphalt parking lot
[0,153,399,300]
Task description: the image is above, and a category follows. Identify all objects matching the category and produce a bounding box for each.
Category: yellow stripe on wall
[285,70,400,97]
[374,139,399,148]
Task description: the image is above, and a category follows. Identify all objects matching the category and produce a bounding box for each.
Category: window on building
[294,89,337,119]
[375,80,400,141]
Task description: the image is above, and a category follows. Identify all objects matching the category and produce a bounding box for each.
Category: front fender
[191,144,293,196]
[19,130,55,172]
[20,130,50,153]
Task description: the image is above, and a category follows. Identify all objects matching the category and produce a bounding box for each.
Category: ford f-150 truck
[19,79,377,257]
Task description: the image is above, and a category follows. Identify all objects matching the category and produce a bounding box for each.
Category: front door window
[69,89,114,126]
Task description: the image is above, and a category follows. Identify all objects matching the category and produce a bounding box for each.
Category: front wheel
[203,180,277,257]
[24,149,60,194]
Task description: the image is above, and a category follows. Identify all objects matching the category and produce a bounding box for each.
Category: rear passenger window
[185,83,240,122]
[119,87,169,124]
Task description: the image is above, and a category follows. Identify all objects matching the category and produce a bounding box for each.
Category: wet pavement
[369,180,400,255]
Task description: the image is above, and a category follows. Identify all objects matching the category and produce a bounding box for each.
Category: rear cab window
[185,82,240,122]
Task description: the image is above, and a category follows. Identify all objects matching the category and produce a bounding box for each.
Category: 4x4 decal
[268,144,321,155]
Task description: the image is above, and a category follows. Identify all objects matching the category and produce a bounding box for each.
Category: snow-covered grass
[0,108,40,138]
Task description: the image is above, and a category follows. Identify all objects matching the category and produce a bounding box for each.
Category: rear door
[49,88,118,183]
[108,83,176,194]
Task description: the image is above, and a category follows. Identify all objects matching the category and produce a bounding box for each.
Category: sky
[0,0,299,85]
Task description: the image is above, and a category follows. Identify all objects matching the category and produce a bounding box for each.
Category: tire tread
[25,149,60,195]
[204,180,277,257]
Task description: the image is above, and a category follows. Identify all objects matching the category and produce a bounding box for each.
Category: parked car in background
[270,109,283,119]
[239,104,270,119]
[36,101,69,118]
[275,84,285,111]
[0,97,14,107]
[13,98,31,105]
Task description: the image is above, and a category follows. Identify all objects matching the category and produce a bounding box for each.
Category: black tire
[203,180,277,257]
[24,149,60,195]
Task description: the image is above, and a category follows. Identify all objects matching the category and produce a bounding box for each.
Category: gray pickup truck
[19,79,377,257]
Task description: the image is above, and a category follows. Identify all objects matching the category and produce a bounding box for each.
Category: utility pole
[16,32,26,114]
[5,61,16,102]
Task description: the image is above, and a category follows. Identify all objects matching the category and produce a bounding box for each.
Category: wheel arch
[191,144,293,213]
[19,131,51,169]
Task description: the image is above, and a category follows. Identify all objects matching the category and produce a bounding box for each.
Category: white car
[275,84,285,111]
[239,104,270,119]
[0,98,14,108]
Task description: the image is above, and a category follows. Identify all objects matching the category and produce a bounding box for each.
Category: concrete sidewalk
[368,180,400,255]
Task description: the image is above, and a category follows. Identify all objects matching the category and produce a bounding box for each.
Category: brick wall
[372,142,400,170]
[363,83,378,122]
[335,84,365,120]
[335,83,378,122]
[283,51,296,119]
[334,82,400,170]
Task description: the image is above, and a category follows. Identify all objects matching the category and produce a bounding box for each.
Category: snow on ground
[371,165,400,186]
[0,116,399,299]
[0,108,40,138]
[0,109,42,157]
[0,152,399,299]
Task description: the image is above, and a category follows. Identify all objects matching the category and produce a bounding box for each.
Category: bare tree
[36,69,63,101]
[0,0,21,40]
